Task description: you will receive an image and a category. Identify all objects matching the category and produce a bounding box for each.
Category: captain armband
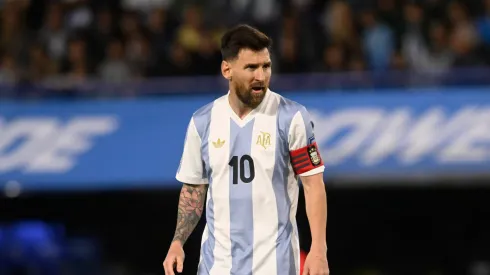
[289,142,323,175]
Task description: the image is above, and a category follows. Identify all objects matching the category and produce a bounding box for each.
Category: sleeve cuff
[175,173,209,185]
[299,166,325,177]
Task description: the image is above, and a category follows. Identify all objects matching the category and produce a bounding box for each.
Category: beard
[233,81,267,109]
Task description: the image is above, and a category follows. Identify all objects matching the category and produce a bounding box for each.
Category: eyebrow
[244,61,272,68]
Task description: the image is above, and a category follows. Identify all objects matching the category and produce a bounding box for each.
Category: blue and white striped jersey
[176,90,325,275]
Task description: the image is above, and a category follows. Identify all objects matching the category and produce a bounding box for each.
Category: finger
[176,256,184,273]
[163,260,169,275]
[165,262,175,275]
[164,257,176,275]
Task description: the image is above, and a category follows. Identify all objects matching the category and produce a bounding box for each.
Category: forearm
[304,183,328,252]
[172,183,207,245]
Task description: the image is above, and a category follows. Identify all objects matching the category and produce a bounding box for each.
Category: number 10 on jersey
[228,155,255,185]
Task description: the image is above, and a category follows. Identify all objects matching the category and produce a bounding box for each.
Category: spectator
[1,2,30,68]
[38,3,68,62]
[26,43,58,83]
[160,41,193,76]
[0,52,18,84]
[321,0,359,56]
[147,8,171,60]
[447,1,485,67]
[276,13,307,74]
[191,31,221,76]
[62,0,93,31]
[61,37,90,85]
[121,0,173,14]
[476,0,490,45]
[403,20,454,74]
[360,9,395,71]
[317,43,347,72]
[89,7,117,64]
[98,39,132,83]
[176,4,204,53]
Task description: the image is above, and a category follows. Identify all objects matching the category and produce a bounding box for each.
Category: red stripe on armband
[290,142,323,175]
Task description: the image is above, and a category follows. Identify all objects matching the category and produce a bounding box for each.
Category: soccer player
[163,24,329,275]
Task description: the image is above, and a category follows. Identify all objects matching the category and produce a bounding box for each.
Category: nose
[254,68,265,81]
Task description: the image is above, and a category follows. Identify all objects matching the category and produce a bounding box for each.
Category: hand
[302,250,329,275]
[163,241,185,275]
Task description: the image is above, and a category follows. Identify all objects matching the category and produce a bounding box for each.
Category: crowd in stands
[1,0,490,88]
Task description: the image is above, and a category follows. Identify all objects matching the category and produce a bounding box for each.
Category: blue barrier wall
[1,88,490,191]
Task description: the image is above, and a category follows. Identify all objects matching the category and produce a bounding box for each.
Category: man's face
[227,48,272,108]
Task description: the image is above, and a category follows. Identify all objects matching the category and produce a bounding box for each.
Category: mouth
[251,85,265,93]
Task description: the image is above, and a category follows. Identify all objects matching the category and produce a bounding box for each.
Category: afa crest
[256,131,271,149]
[307,145,321,166]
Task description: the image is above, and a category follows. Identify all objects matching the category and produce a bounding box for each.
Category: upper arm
[175,117,208,185]
[288,107,325,178]
[300,172,324,192]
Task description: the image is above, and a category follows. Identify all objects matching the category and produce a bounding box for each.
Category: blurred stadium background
[1,0,490,274]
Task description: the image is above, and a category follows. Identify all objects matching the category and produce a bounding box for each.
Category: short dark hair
[220,24,272,61]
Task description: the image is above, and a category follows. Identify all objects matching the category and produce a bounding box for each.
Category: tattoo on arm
[172,183,207,245]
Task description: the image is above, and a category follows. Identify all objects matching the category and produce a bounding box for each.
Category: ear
[221,60,232,80]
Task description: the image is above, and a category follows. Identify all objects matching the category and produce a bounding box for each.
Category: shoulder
[270,92,311,139]
[192,94,227,119]
[274,92,309,121]
[190,94,226,138]
[193,100,215,119]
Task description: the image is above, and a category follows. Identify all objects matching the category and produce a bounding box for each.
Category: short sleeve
[175,117,208,185]
[288,107,325,177]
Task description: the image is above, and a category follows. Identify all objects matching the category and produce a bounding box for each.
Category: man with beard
[163,24,329,275]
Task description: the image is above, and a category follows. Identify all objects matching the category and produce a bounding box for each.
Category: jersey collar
[226,89,271,127]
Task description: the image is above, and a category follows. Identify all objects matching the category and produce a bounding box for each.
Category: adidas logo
[212,138,225,148]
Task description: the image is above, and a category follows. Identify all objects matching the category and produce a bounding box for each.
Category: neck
[228,89,253,119]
